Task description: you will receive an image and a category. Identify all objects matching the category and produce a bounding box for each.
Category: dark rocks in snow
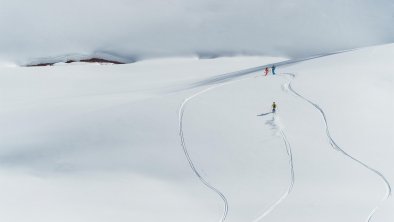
[26,58,125,66]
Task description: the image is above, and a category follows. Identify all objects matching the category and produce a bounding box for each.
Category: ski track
[179,83,232,222]
[179,75,295,222]
[282,73,392,222]
[177,48,389,221]
[252,113,295,222]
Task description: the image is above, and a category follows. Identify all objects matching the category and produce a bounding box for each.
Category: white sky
[0,0,393,63]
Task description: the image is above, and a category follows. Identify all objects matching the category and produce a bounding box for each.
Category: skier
[272,102,277,113]
[264,67,269,76]
[272,65,276,75]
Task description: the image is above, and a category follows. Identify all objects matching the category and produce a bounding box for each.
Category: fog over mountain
[0,0,393,64]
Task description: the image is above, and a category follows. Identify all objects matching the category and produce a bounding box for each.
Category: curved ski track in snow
[179,75,296,222]
[285,73,391,222]
[179,84,230,222]
[252,114,295,222]
[178,47,381,221]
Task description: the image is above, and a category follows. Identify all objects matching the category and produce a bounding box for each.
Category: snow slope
[0,44,393,221]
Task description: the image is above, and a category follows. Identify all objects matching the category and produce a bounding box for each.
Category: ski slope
[0,44,393,222]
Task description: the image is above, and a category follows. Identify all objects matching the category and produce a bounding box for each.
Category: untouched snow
[0,45,393,222]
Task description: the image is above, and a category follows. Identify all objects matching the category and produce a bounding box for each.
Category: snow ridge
[286,73,392,222]
[188,49,356,89]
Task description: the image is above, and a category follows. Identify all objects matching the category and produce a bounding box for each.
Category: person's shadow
[256,112,272,116]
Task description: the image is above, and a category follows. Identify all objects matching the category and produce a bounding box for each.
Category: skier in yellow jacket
[272,102,277,113]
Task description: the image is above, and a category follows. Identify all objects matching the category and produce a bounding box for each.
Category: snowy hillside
[0,44,392,221]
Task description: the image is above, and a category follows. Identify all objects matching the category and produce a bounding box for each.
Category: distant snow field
[0,44,393,222]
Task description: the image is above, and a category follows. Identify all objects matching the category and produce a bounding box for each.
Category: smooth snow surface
[0,44,393,221]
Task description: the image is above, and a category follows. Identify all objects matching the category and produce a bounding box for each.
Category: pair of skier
[264,65,276,76]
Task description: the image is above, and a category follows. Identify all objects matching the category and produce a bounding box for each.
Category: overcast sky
[0,0,393,63]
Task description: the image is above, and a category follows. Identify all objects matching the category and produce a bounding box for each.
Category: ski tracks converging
[178,75,296,222]
[283,73,392,222]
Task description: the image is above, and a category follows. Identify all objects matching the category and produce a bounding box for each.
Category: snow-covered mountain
[1,0,393,65]
[0,44,392,221]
